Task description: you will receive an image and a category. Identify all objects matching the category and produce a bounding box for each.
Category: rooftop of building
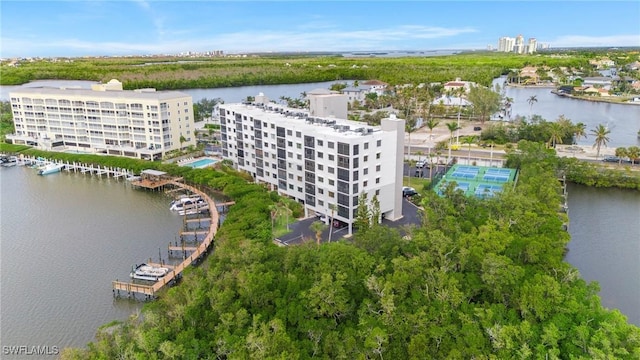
[221,102,401,138]
[9,85,191,100]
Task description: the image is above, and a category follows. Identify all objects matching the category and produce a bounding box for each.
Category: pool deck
[178,157,220,169]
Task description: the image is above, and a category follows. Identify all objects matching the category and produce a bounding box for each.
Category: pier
[19,155,136,179]
[112,180,224,299]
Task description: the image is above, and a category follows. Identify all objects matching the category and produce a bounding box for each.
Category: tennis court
[435,164,517,198]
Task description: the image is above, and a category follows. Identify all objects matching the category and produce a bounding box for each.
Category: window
[288,141,293,147]
[364,168,368,175]
[289,184,294,190]
[377,139,382,147]
[376,164,381,172]
[376,153,381,159]
[297,176,303,182]
[328,191,335,198]
[364,142,369,150]
[328,167,334,174]
[296,131,301,138]
[288,152,293,158]
[328,141,334,149]
[317,139,323,146]
[328,154,334,161]
[318,164,323,170]
[296,143,302,149]
[376,189,380,196]
[298,187,303,192]
[287,129,292,136]
[318,176,324,183]
[363,180,368,187]
[376,177,380,184]
[329,179,335,186]
[317,151,323,159]
[297,165,303,171]
[297,154,302,160]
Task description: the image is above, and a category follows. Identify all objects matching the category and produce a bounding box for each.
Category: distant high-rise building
[526,38,538,54]
[514,35,525,54]
[498,37,515,52]
[497,35,538,54]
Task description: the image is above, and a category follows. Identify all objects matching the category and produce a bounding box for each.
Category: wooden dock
[113,180,223,299]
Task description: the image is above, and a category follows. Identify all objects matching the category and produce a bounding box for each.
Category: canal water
[565,183,640,326]
[0,166,185,353]
[0,79,639,355]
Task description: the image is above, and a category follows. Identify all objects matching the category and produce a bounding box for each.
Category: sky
[1,1,639,58]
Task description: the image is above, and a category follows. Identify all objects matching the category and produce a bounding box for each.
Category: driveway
[276,198,423,246]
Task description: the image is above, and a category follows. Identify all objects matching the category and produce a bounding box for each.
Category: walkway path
[112,180,221,298]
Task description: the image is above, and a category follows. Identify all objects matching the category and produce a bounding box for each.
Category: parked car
[603,156,620,163]
[473,126,482,131]
[402,186,418,197]
[416,160,428,168]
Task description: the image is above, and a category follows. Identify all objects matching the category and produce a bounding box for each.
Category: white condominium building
[219,95,405,234]
[8,80,195,160]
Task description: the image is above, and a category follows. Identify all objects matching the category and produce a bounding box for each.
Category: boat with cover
[170,195,208,213]
[38,163,65,175]
[130,263,170,281]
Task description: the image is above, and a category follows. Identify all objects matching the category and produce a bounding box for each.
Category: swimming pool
[182,158,219,169]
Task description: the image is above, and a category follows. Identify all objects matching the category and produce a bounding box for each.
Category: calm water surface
[0,80,638,354]
[566,183,640,326]
[0,167,184,354]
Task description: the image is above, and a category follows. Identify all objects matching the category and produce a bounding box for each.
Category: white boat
[37,163,65,175]
[129,263,170,281]
[170,195,208,213]
[1,156,18,167]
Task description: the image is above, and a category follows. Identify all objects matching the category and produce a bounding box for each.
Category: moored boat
[129,263,170,281]
[37,163,65,175]
[170,195,208,214]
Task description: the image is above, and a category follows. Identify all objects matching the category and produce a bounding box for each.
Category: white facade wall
[219,102,404,234]
[8,86,194,159]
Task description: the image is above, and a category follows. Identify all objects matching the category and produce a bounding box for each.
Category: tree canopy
[60,141,640,360]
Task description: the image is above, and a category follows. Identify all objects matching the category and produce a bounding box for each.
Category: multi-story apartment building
[498,35,537,54]
[526,38,538,54]
[498,36,515,52]
[219,95,405,234]
[7,80,194,160]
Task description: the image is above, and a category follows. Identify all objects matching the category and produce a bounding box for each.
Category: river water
[0,79,639,355]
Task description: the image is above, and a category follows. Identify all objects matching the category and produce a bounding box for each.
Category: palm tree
[626,146,640,165]
[527,95,538,118]
[446,121,460,162]
[547,122,564,148]
[462,136,476,162]
[590,124,611,159]
[573,122,587,144]
[309,221,328,246]
[503,96,514,121]
[615,147,628,165]
[425,118,440,141]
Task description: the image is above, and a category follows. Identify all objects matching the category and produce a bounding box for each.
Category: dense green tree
[467,85,502,123]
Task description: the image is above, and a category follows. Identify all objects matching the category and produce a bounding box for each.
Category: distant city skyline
[1,1,639,58]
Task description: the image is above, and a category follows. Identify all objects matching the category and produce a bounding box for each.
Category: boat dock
[19,156,136,179]
[112,180,224,299]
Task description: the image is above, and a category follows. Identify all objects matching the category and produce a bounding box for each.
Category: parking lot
[276,197,423,246]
